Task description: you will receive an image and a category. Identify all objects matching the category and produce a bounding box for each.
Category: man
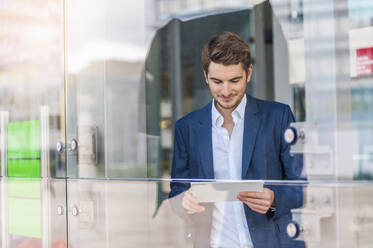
[169,32,304,248]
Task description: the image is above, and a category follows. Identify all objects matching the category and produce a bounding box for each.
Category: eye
[213,80,222,84]
[230,79,239,83]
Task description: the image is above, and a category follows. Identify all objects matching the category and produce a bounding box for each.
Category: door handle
[56,139,78,153]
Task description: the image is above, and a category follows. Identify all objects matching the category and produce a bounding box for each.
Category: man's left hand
[237,188,275,214]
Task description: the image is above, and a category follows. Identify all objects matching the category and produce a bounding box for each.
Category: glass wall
[0,0,373,247]
[0,0,68,247]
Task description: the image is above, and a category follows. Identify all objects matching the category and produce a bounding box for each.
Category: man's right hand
[182,189,206,214]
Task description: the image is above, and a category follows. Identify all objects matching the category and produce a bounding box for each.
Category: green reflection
[8,179,41,238]
[7,120,41,177]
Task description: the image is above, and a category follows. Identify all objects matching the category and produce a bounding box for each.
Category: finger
[182,199,194,212]
[240,189,274,201]
[240,196,272,208]
[239,191,268,199]
[240,199,267,214]
[182,196,205,213]
[244,201,269,213]
[237,194,246,202]
[237,194,269,206]
[182,197,195,212]
[237,196,269,211]
[237,196,269,214]
[185,190,201,206]
[249,205,268,214]
[184,201,205,213]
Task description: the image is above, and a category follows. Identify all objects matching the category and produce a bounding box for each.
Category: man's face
[204,62,252,112]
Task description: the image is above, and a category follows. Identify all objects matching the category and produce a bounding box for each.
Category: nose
[221,82,231,96]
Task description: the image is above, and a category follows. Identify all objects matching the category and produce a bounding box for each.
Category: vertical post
[40,106,50,178]
[40,106,51,248]
[169,20,183,124]
[0,111,9,177]
[272,8,293,108]
[253,1,275,100]
[0,112,9,248]
[41,179,51,248]
[1,178,9,248]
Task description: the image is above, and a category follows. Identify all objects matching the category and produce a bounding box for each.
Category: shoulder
[250,95,291,114]
[249,96,294,129]
[175,102,211,129]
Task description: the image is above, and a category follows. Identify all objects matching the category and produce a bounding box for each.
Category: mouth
[220,96,233,102]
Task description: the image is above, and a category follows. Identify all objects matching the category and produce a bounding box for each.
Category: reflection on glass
[0,178,67,248]
[0,1,67,247]
[146,9,259,181]
[64,179,373,247]
[66,0,148,179]
[1,0,373,247]
[7,121,40,178]
[270,0,373,247]
[271,0,373,179]
[0,0,66,178]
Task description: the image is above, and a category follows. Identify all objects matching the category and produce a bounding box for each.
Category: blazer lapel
[241,95,261,179]
[195,102,214,179]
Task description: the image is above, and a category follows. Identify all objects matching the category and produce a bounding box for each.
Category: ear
[246,64,253,83]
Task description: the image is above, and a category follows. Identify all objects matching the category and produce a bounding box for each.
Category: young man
[169,32,304,248]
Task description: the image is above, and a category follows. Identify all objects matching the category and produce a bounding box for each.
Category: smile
[221,96,233,101]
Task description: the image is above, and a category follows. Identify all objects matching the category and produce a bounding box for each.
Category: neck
[215,101,234,121]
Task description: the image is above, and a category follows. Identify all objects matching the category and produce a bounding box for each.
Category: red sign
[357,47,373,76]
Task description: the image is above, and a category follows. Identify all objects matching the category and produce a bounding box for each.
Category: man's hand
[182,189,206,214]
[237,188,275,214]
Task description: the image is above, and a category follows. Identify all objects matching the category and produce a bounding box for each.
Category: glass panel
[66,179,373,247]
[273,0,373,180]
[145,8,257,179]
[65,0,265,180]
[271,0,373,179]
[0,0,68,247]
[270,0,373,246]
[0,178,67,248]
[0,0,66,179]
[64,0,373,248]
[65,0,149,179]
[65,0,302,247]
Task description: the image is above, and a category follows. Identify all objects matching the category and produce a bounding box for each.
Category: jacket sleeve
[268,105,305,219]
[169,121,191,198]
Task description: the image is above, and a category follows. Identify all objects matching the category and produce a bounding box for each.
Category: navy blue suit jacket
[169,95,304,248]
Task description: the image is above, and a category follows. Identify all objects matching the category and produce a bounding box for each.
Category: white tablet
[190,180,264,203]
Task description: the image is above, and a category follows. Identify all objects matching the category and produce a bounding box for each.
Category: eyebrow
[209,76,243,81]
[210,77,222,81]
[229,76,243,81]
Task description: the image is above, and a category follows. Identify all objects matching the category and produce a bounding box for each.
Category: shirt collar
[234,94,246,120]
[211,94,247,127]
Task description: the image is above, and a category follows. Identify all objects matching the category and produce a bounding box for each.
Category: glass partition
[0,0,68,247]
[64,179,373,247]
[270,0,373,247]
[65,0,149,179]
[271,0,373,180]
[1,0,373,247]
[0,0,66,179]
[65,0,373,247]
[0,178,67,248]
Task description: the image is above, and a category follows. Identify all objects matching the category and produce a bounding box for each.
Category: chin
[218,101,236,110]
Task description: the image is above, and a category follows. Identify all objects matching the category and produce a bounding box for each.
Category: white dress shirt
[210,94,253,248]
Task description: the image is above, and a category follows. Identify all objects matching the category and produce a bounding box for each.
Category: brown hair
[201,31,252,75]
